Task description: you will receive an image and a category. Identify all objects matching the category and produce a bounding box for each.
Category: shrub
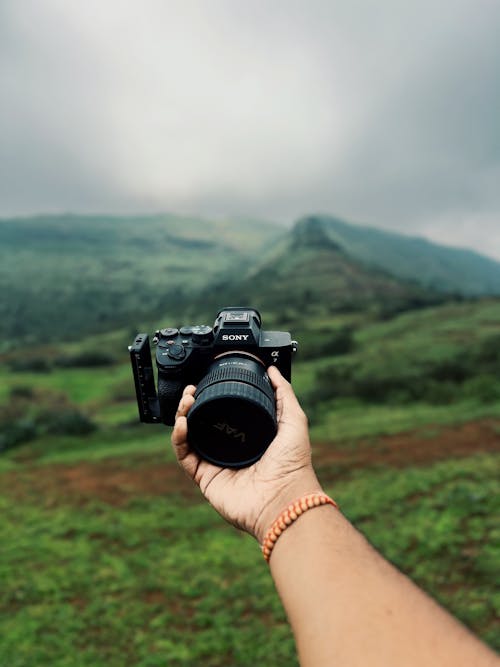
[7,358,52,373]
[0,389,97,452]
[300,327,355,360]
[0,419,37,452]
[9,386,35,399]
[37,409,97,436]
[475,335,500,367]
[54,350,117,368]
[462,375,500,403]
[426,354,472,383]
[307,345,499,407]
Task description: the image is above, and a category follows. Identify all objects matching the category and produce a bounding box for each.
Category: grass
[0,365,132,405]
[0,486,292,666]
[2,298,500,664]
[0,453,498,666]
[310,398,500,441]
[3,428,169,467]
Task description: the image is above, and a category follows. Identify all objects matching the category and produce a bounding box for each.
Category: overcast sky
[1,0,499,258]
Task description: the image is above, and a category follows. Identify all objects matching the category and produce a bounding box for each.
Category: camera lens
[187,353,277,468]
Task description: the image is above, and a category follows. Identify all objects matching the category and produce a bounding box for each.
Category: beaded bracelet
[261,492,338,562]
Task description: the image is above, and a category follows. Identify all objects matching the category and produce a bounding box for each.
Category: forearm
[173,370,497,666]
[268,503,497,667]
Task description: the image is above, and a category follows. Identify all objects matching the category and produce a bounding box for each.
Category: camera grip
[158,376,184,425]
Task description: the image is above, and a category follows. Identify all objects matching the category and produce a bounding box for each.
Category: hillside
[301,214,500,295]
[193,217,444,321]
[3,210,500,350]
[0,213,281,348]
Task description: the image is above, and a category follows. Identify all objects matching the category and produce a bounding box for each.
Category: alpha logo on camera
[221,334,250,341]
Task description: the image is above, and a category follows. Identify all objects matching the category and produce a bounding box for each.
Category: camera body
[129,308,297,440]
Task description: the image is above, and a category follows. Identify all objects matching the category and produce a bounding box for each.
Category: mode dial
[160,327,179,337]
[191,325,213,345]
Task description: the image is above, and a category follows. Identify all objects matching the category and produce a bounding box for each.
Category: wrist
[253,467,324,544]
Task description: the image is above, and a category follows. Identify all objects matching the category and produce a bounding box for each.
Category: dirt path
[313,419,500,471]
[3,419,499,506]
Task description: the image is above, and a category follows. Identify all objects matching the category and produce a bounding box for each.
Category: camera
[129,307,297,468]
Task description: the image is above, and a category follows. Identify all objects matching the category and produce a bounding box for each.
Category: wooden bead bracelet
[261,492,338,562]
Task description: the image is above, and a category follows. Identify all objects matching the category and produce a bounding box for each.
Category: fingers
[171,414,188,453]
[171,416,200,479]
[171,386,198,476]
[267,365,291,391]
[175,385,196,420]
[267,366,306,424]
[183,384,196,398]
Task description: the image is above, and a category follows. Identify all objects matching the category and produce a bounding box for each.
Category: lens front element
[187,354,277,467]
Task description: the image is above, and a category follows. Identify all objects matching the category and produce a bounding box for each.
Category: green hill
[301,214,500,295]
[0,213,281,348]
[193,217,444,322]
[3,210,500,350]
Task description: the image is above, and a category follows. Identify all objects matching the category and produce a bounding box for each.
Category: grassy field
[1,438,498,666]
[1,299,500,665]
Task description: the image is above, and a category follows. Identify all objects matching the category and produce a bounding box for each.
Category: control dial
[167,343,186,360]
[191,325,213,345]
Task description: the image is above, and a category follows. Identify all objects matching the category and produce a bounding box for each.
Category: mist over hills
[0,213,281,346]
[1,211,500,347]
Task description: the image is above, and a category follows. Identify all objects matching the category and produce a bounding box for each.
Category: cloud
[1,0,499,258]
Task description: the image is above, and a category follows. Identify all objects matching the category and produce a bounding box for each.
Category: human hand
[171,365,323,543]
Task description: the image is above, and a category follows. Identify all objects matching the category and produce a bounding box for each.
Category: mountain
[299,214,500,295]
[192,217,443,320]
[0,213,281,347]
[3,210,500,349]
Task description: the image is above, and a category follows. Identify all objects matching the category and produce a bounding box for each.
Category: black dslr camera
[129,307,297,468]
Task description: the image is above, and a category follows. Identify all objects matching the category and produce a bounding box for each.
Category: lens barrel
[187,353,276,468]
